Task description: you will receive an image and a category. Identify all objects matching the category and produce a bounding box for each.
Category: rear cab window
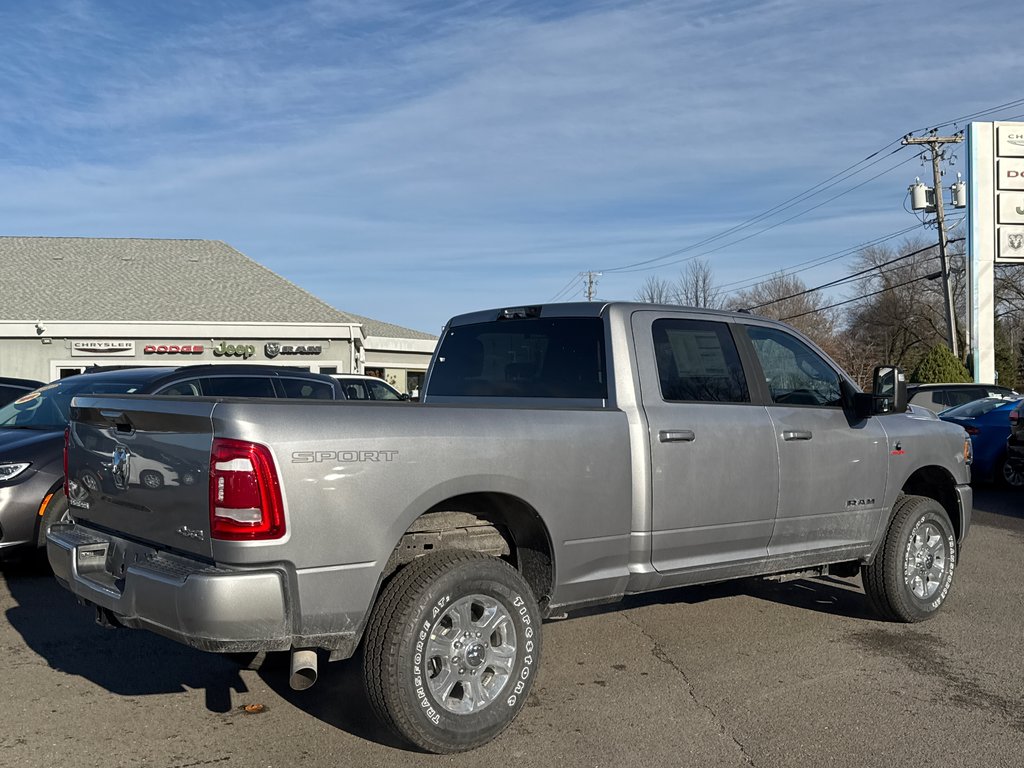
[427,316,607,401]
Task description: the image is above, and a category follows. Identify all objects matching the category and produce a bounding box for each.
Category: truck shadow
[2,558,250,713]
[254,651,410,750]
[572,574,875,621]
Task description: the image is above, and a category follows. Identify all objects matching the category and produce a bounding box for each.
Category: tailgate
[68,396,217,559]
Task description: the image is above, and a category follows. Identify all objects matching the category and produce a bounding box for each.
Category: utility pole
[582,271,602,301]
[904,131,963,359]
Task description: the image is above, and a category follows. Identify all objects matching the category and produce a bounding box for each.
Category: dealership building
[0,237,436,389]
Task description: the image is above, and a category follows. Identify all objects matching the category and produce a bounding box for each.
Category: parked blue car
[940,396,1024,487]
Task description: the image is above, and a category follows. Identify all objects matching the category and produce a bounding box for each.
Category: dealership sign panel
[71,340,136,356]
[970,122,1024,264]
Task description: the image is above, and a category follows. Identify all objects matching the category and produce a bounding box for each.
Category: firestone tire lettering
[862,494,957,623]
[363,550,542,754]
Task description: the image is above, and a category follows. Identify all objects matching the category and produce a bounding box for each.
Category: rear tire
[363,550,541,753]
[862,495,957,622]
[999,454,1024,488]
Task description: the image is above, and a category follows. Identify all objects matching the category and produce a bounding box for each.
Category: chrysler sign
[71,340,135,357]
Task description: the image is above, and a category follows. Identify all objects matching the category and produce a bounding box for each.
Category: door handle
[659,430,696,443]
[782,430,813,441]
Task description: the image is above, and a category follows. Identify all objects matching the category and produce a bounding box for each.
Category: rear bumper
[47,523,291,653]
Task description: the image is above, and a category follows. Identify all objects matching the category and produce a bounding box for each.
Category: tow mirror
[870,366,907,415]
[851,366,908,419]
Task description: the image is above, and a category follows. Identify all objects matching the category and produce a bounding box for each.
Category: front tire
[862,495,957,622]
[363,550,541,753]
[37,493,72,547]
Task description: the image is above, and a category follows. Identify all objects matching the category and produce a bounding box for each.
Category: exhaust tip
[289,649,318,691]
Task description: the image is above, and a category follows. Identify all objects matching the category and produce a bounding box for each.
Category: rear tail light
[1011,409,1021,428]
[963,426,980,436]
[209,438,285,541]
[63,427,70,497]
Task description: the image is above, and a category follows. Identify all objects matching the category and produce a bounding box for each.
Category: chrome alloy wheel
[425,594,517,715]
[904,523,947,599]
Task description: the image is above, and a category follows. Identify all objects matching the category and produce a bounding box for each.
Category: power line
[601,147,914,275]
[923,97,1024,133]
[717,224,922,293]
[780,272,943,321]
[549,273,582,302]
[593,98,1024,279]
[745,238,964,310]
[611,151,924,276]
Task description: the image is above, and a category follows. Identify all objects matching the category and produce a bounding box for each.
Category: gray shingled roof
[0,237,359,324]
[347,313,438,341]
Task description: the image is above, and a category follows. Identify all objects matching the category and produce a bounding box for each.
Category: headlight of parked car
[963,435,973,466]
[0,462,31,482]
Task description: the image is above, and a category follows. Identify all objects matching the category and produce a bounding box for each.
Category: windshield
[941,397,1022,419]
[0,378,142,430]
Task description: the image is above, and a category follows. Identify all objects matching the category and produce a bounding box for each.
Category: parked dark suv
[1006,401,1024,488]
[907,382,1019,414]
[0,365,343,560]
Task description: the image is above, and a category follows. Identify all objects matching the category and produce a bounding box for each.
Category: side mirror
[870,366,907,415]
[850,366,908,419]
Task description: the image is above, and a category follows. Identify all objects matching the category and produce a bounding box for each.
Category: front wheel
[862,495,957,622]
[37,493,72,547]
[363,550,541,753]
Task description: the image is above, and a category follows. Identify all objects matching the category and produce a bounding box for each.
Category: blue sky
[1,0,1020,334]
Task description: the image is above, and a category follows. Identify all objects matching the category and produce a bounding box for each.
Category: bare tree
[634,275,676,304]
[676,258,722,309]
[726,272,837,342]
[842,237,958,371]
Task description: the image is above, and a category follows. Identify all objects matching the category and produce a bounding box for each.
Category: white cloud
[0,0,1017,331]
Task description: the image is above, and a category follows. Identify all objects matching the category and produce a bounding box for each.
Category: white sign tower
[966,122,1024,384]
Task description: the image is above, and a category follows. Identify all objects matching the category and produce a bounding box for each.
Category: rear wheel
[999,454,1024,488]
[862,495,957,622]
[363,550,541,753]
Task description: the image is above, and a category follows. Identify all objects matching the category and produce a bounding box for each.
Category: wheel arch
[382,492,555,613]
[898,465,963,541]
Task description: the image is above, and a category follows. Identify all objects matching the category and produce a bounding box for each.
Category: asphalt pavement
[1,488,1021,768]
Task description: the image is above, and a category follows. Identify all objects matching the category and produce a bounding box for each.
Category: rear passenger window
[279,378,335,400]
[652,319,749,403]
[198,377,277,398]
[342,382,370,400]
[156,379,201,397]
[747,327,842,407]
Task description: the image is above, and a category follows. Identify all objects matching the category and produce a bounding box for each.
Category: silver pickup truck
[49,302,972,753]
